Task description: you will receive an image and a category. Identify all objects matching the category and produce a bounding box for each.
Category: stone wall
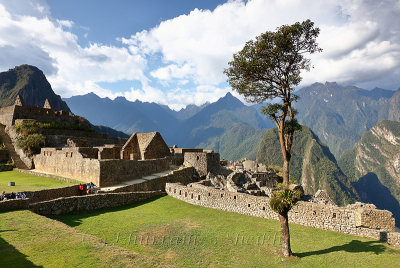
[34,147,101,185]
[12,105,84,127]
[34,148,170,187]
[97,145,121,159]
[98,157,170,187]
[0,106,15,127]
[142,132,171,160]
[24,184,81,203]
[108,166,195,193]
[166,183,400,246]
[0,198,29,212]
[0,184,81,212]
[29,191,163,215]
[184,152,220,177]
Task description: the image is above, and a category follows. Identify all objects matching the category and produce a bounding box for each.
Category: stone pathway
[100,165,180,192]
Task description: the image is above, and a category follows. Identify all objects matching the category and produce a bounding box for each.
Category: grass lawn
[0,170,77,193]
[0,210,169,267]
[52,195,400,267]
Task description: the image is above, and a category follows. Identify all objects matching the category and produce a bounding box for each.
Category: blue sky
[49,0,227,46]
[0,0,399,110]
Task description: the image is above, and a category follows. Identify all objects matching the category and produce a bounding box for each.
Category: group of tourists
[78,182,96,195]
[0,191,26,201]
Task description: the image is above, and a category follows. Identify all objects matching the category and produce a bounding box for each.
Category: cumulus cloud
[125,0,400,92]
[0,0,399,110]
[0,1,148,99]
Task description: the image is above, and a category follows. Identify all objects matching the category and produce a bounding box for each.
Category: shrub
[269,189,302,215]
[16,134,45,155]
[14,121,39,136]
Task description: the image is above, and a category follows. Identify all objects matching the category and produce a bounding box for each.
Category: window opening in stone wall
[66,152,68,157]
[248,204,250,207]
[313,211,316,216]
[169,187,171,192]
[191,193,193,199]
[174,189,176,193]
[179,190,181,195]
[208,193,211,196]
[221,194,223,197]
[234,196,236,200]
[185,192,187,197]
[262,207,266,210]
[198,195,200,200]
[333,213,336,218]
[196,156,200,161]
[70,152,73,157]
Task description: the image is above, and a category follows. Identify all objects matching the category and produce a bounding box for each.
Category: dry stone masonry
[166,182,400,247]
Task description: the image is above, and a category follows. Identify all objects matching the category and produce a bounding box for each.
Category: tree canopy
[224,19,321,104]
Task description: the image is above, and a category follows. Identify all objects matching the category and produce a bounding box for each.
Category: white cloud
[125,0,400,92]
[0,0,399,111]
[57,19,74,28]
[0,2,148,99]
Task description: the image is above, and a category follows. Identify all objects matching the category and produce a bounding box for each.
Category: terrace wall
[29,191,163,215]
[166,183,400,247]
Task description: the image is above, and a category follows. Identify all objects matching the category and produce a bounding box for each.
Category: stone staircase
[0,124,29,169]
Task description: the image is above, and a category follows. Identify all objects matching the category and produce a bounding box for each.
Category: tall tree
[224,19,322,256]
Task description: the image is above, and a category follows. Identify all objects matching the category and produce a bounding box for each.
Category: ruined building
[34,131,171,187]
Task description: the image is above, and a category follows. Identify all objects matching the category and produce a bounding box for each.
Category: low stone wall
[109,166,195,193]
[29,191,163,215]
[166,183,400,247]
[0,184,81,212]
[0,198,29,212]
[24,184,81,203]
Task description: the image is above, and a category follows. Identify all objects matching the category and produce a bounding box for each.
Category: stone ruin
[34,131,172,187]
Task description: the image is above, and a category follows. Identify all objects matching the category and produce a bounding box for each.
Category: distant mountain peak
[0,64,70,111]
[224,92,234,97]
[216,91,243,108]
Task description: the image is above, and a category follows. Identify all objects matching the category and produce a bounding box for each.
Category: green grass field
[2,195,400,267]
[52,196,400,267]
[0,170,76,193]
[0,210,168,267]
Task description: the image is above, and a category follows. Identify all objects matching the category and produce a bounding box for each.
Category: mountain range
[64,91,274,159]
[339,120,400,222]
[257,126,359,206]
[2,64,400,220]
[295,82,400,158]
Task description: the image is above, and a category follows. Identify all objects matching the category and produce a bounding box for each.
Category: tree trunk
[282,157,290,190]
[278,128,290,189]
[279,212,292,256]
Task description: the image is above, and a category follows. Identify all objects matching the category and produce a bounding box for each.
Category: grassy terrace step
[53,196,400,267]
[0,170,77,193]
[0,210,169,267]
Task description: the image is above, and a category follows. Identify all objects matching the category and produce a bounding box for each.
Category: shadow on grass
[296,240,386,258]
[0,231,43,267]
[50,195,164,227]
